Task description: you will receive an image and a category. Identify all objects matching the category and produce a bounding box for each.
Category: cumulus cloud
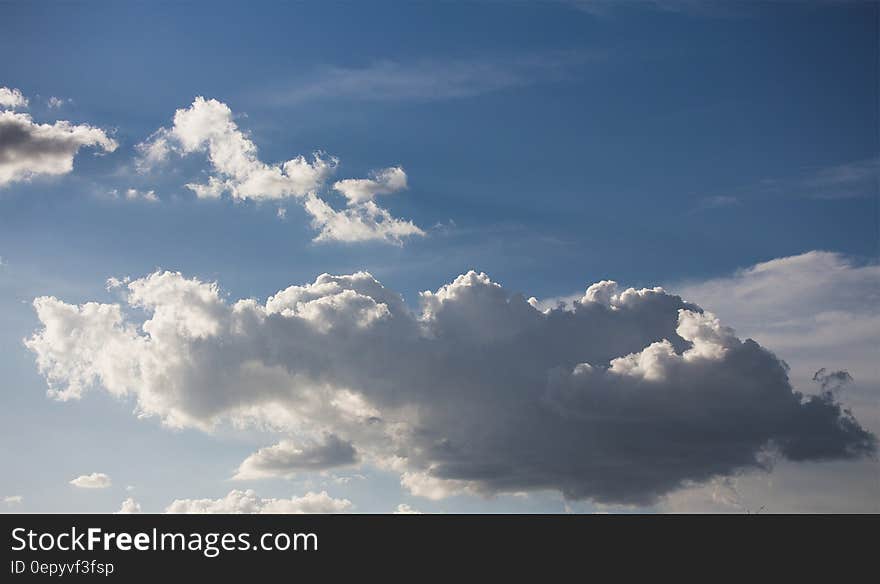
[0,87,28,109]
[4,495,23,506]
[304,193,424,244]
[136,97,335,199]
[135,97,422,243]
[27,268,875,505]
[333,166,407,204]
[0,107,117,187]
[116,497,141,514]
[235,434,358,480]
[165,490,352,514]
[650,251,880,512]
[394,503,422,514]
[69,473,112,489]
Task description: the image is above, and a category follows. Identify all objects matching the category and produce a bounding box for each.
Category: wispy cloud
[268,51,602,105]
[694,157,879,211]
[764,157,879,200]
[565,0,744,17]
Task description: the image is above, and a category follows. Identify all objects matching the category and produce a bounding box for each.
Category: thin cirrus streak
[265,51,602,105]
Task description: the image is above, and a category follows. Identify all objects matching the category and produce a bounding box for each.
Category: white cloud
[69,472,112,489]
[0,109,117,186]
[394,503,422,514]
[4,495,23,506]
[136,97,336,199]
[116,497,141,514]
[165,489,352,514]
[135,97,422,243]
[333,166,407,205]
[235,434,358,480]
[27,266,875,506]
[0,87,28,109]
[304,194,424,244]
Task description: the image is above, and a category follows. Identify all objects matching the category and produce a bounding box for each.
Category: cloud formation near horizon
[165,490,352,514]
[136,97,423,243]
[116,497,141,514]
[0,87,117,187]
[69,472,112,489]
[26,266,875,505]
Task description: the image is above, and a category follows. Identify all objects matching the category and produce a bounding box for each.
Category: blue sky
[1,1,877,513]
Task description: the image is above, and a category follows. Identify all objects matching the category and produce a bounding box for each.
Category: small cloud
[105,276,130,290]
[47,96,70,109]
[70,472,112,489]
[394,503,422,514]
[332,474,366,485]
[4,495,23,506]
[234,435,358,480]
[116,497,141,514]
[812,368,853,397]
[0,106,117,186]
[106,188,158,203]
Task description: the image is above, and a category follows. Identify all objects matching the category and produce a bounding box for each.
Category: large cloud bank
[0,89,117,187]
[26,269,875,504]
[136,97,422,243]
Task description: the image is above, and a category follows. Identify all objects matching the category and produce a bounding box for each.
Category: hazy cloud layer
[69,472,112,489]
[27,267,875,505]
[136,97,423,243]
[165,489,352,514]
